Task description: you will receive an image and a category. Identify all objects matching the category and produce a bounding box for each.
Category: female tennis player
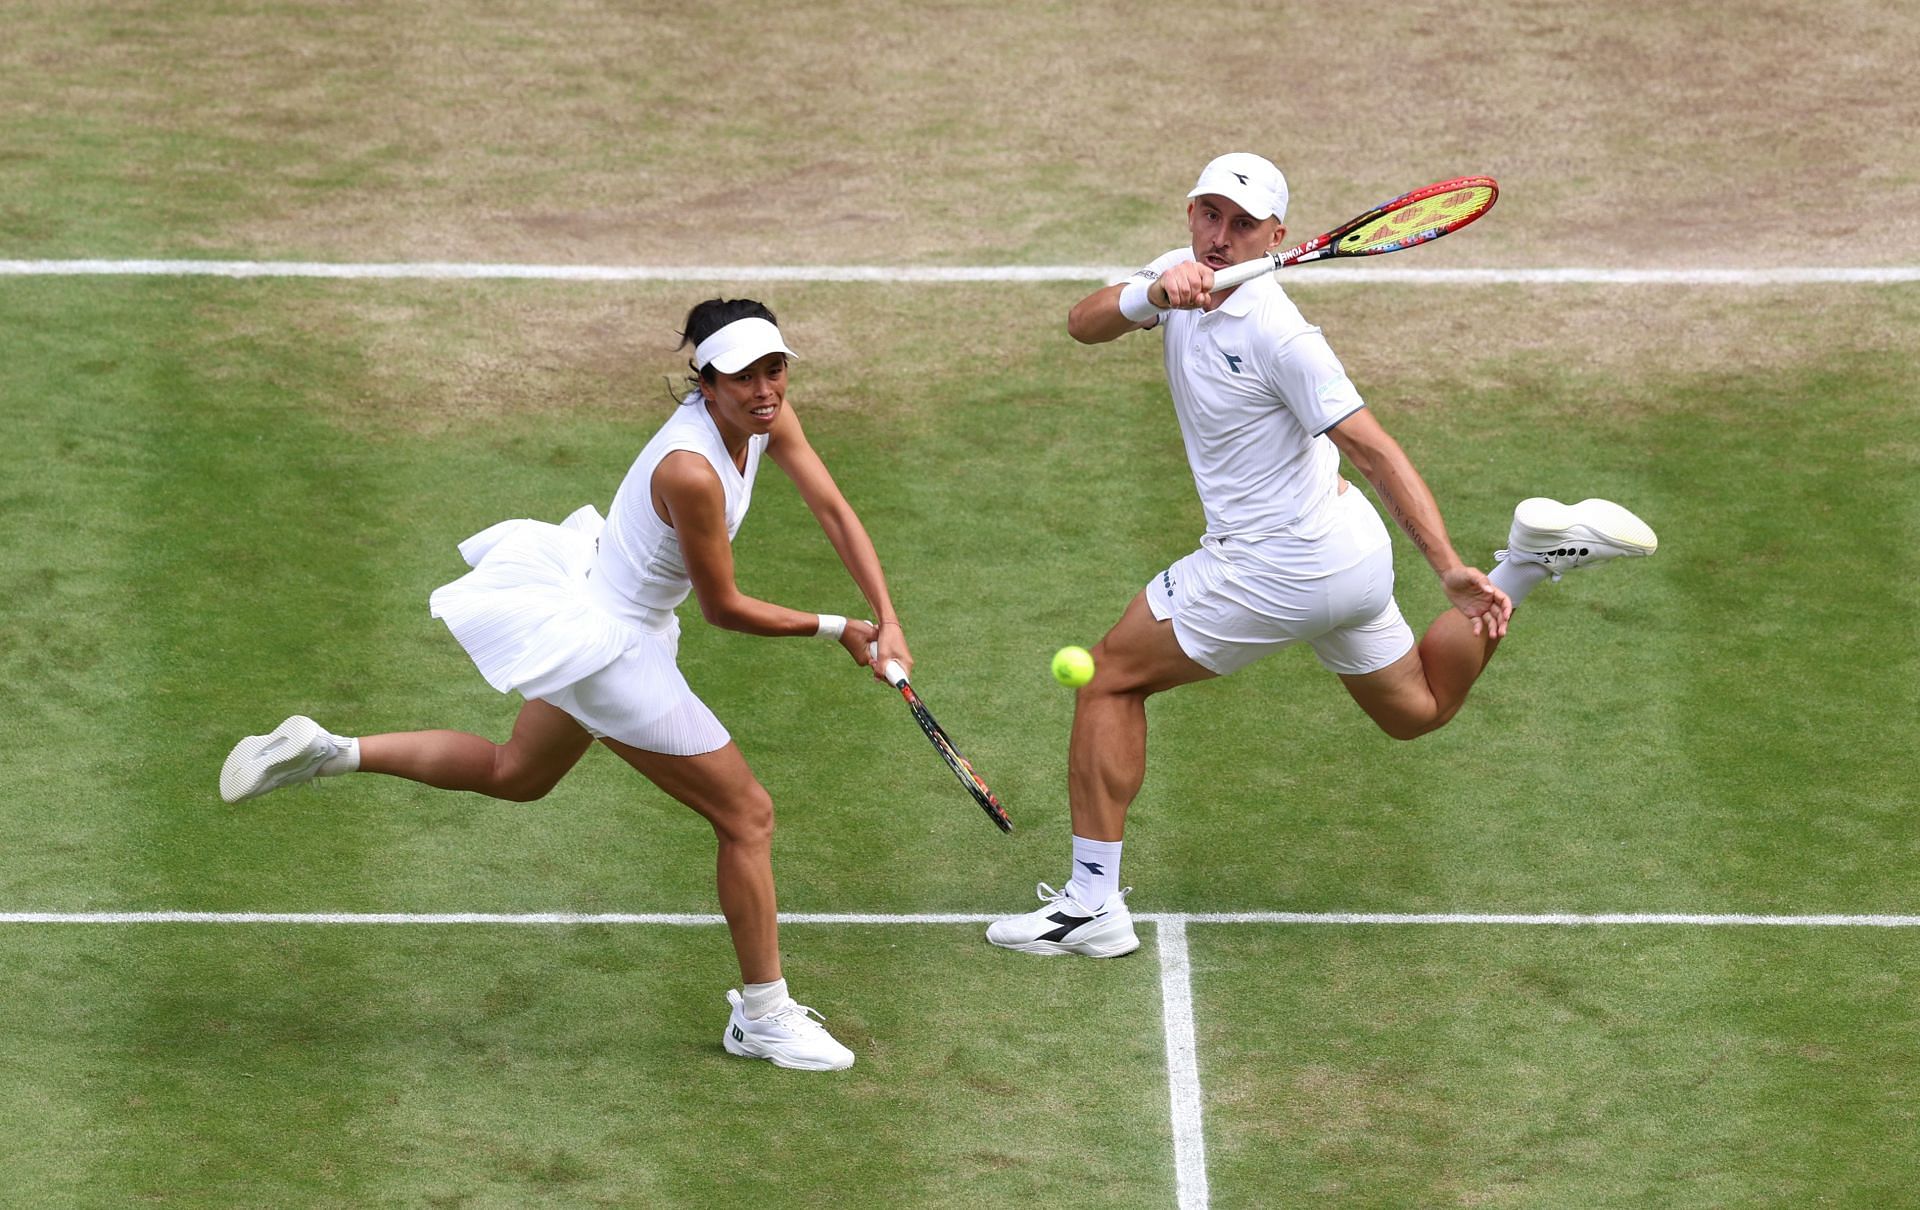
[220,298,909,1071]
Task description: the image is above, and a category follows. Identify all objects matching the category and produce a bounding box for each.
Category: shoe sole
[1511,497,1657,556]
[220,715,326,803]
[987,931,1142,958]
[722,1032,855,1071]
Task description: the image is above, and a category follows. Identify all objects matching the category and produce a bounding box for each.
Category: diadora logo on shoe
[1221,352,1243,374]
[1038,910,1091,943]
[731,1024,744,1042]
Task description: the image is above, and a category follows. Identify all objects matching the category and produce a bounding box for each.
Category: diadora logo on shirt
[1222,352,1243,374]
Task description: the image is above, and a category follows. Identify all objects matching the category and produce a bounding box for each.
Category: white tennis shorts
[1145,488,1416,677]
[539,617,732,757]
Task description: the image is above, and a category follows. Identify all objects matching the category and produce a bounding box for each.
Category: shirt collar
[1211,268,1272,318]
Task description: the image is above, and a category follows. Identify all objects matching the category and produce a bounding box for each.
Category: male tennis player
[987,152,1657,956]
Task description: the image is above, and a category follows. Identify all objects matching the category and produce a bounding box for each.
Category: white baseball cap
[1187,152,1289,222]
[692,316,799,374]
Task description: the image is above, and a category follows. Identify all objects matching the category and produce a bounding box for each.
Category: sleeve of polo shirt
[1259,328,1367,436]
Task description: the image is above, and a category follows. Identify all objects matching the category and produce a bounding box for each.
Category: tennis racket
[880,659,1012,833]
[1206,175,1498,292]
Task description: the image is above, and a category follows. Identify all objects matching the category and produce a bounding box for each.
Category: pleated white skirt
[429,505,729,756]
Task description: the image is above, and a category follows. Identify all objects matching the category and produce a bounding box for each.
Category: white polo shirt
[1128,248,1366,553]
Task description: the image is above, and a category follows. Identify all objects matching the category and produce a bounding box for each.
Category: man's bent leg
[1339,609,1499,740]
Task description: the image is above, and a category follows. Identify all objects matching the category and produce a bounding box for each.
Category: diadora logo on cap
[1232,172,1248,185]
[1222,352,1243,374]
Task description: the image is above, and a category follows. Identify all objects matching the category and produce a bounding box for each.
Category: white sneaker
[985,882,1140,957]
[220,715,343,803]
[722,990,856,1071]
[1497,497,1658,579]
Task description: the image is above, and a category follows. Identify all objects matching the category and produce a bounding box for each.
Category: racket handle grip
[869,642,910,688]
[1208,253,1278,292]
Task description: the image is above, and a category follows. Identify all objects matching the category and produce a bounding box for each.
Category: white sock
[1065,835,1123,908]
[1488,558,1553,607]
[317,735,360,777]
[742,977,789,1020]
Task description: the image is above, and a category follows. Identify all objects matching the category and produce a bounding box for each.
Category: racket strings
[1338,183,1496,255]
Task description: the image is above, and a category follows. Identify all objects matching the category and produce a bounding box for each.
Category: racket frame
[1206,175,1499,292]
[881,660,1013,833]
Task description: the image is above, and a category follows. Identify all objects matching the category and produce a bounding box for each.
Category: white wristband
[814,613,846,640]
[1118,278,1166,324]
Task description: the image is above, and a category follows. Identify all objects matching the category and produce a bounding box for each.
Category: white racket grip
[869,641,910,688]
[1208,252,1280,292]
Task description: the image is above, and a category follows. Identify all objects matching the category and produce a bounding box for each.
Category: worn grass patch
[3,0,1916,265]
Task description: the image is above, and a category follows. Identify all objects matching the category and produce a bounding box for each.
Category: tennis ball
[1051,645,1095,687]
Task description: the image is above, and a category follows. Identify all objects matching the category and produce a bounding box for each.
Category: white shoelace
[761,1000,830,1035]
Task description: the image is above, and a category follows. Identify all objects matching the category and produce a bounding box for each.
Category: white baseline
[3,259,1920,285]
[4,910,1916,925]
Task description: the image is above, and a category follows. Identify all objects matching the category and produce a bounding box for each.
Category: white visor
[693,317,799,374]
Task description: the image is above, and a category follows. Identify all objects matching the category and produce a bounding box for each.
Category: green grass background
[2,276,1916,1206]
[3,0,1919,1202]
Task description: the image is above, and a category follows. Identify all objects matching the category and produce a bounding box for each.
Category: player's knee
[713,783,775,848]
[1376,712,1447,742]
[490,749,564,802]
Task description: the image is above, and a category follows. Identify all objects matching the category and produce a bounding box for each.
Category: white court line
[5,910,1918,925]
[1156,919,1210,1210]
[8,908,1917,1210]
[3,259,1920,285]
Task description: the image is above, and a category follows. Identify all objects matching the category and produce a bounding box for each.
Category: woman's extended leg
[356,698,596,802]
[221,700,593,804]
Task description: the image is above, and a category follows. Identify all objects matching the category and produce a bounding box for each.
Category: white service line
[1156,918,1211,1210]
[3,259,1919,285]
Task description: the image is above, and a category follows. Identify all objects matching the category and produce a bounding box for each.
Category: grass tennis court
[4,2,1919,1206]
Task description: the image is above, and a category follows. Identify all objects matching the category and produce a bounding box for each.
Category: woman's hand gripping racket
[878,658,1013,833]
[1207,175,1498,292]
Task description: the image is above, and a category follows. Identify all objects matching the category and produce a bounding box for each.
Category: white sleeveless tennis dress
[429,397,765,755]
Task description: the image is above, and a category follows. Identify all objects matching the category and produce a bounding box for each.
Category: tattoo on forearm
[1378,482,1434,560]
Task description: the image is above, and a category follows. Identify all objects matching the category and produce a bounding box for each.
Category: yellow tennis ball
[1051,645,1095,687]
